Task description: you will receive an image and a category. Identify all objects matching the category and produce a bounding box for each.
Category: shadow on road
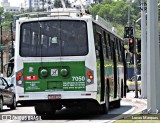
[41,105,133,120]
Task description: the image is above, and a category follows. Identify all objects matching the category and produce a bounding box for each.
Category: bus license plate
[48,94,61,100]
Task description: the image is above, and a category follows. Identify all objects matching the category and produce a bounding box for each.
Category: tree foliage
[54,0,71,8]
[90,0,141,26]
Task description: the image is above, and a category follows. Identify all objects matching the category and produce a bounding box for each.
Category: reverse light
[18,80,22,85]
[87,79,91,83]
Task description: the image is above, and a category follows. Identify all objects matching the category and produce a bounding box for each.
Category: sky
[7,0,92,7]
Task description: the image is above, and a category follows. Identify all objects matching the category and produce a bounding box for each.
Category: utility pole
[147,0,160,113]
[141,0,147,98]
[10,22,14,57]
[128,0,130,26]
[0,15,3,74]
[42,0,45,11]
[0,25,2,74]
[133,22,138,98]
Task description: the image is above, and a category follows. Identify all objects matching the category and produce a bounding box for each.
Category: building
[23,0,50,10]
[0,0,20,13]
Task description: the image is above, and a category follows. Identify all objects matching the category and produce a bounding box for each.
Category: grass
[115,120,160,123]
[114,114,160,123]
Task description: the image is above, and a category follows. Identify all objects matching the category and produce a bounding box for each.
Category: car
[4,75,15,93]
[126,75,141,94]
[0,77,16,111]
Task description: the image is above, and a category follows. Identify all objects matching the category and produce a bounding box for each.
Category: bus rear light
[89,75,93,79]
[16,76,21,81]
[18,72,23,77]
[18,80,22,85]
[87,79,91,83]
[87,71,93,80]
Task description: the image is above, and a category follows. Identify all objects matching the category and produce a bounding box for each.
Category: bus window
[20,20,88,57]
[108,34,112,60]
[118,40,122,62]
[116,38,120,62]
[103,31,109,59]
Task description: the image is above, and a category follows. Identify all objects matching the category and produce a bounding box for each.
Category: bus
[6,9,126,115]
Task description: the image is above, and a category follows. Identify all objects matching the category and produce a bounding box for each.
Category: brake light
[16,76,21,81]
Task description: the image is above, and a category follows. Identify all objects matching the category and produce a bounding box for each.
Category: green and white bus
[7,10,126,115]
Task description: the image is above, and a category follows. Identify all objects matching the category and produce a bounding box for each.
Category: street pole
[128,0,130,26]
[0,25,3,74]
[147,0,160,113]
[42,0,45,11]
[133,22,138,98]
[141,0,147,99]
[10,22,14,57]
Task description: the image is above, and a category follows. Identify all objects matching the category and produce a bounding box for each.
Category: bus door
[96,33,105,102]
[112,41,117,98]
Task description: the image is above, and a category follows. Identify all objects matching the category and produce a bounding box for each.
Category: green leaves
[90,0,141,26]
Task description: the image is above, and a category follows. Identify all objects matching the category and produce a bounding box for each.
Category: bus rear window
[20,20,88,57]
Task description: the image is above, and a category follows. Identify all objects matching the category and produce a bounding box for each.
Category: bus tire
[115,99,120,108]
[35,105,45,115]
[35,104,56,115]
[101,80,109,114]
[121,79,124,98]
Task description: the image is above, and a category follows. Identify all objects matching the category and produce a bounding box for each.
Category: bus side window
[116,38,120,62]
[103,31,109,59]
[118,40,122,62]
[108,34,112,60]
[95,34,100,58]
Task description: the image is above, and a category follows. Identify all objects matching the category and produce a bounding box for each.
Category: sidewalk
[123,91,147,105]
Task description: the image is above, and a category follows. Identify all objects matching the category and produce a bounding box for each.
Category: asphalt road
[0,91,147,123]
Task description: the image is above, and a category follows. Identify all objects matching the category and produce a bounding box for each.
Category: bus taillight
[87,71,93,80]
[16,72,23,81]
[16,76,21,81]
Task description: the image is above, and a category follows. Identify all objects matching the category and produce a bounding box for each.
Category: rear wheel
[114,99,120,108]
[101,80,109,114]
[35,105,45,115]
[0,97,3,111]
[34,104,56,115]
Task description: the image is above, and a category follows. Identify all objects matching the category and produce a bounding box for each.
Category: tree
[65,0,71,8]
[0,7,4,24]
[54,0,63,8]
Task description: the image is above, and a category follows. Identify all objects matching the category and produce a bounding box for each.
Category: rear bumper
[16,91,97,102]
[16,91,98,107]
